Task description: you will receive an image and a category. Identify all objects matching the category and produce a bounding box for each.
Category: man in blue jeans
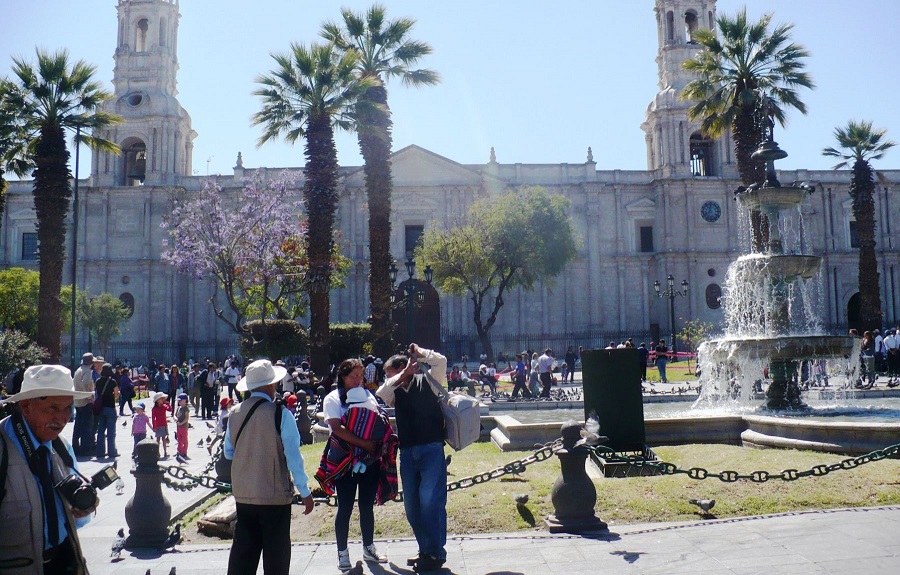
[378,343,447,572]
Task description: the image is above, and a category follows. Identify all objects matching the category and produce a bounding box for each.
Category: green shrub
[239,319,308,360]
[0,329,49,382]
[329,323,372,364]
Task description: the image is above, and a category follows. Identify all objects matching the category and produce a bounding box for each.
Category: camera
[55,464,119,511]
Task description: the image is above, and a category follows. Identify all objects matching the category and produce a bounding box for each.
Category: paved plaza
[60,402,900,575]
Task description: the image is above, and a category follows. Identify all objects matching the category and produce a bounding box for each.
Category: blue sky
[3,0,899,177]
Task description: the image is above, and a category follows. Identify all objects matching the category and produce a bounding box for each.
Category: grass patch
[188,442,900,543]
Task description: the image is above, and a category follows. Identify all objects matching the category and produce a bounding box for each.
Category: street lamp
[390,257,433,345]
[654,274,689,359]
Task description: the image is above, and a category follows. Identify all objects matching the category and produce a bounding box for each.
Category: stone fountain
[699,111,858,410]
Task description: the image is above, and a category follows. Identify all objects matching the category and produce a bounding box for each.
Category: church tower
[641,0,733,178]
[93,0,195,187]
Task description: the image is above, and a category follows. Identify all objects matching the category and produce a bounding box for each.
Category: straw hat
[236,359,287,392]
[150,391,167,405]
[0,365,94,405]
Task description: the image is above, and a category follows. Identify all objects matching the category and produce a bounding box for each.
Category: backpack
[421,370,481,451]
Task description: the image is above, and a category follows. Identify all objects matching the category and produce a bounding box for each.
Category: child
[151,391,170,458]
[131,401,151,454]
[174,392,190,460]
[215,397,233,434]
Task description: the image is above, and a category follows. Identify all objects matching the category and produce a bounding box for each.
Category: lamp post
[69,125,81,370]
[390,257,433,345]
[654,274,689,360]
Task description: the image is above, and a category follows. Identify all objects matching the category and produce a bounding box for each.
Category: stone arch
[392,280,441,351]
[689,131,714,176]
[135,18,149,52]
[120,137,147,186]
[685,10,699,43]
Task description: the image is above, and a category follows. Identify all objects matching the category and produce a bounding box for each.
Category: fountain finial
[750,95,788,188]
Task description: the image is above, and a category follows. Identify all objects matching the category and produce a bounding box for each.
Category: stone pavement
[62,399,900,574]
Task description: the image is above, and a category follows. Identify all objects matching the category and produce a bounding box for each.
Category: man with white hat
[71,353,96,456]
[224,359,314,575]
[0,364,97,574]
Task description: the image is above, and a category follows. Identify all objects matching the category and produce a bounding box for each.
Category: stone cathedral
[2,0,899,356]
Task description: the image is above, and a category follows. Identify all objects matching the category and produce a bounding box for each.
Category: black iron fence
[61,339,241,369]
[440,329,654,363]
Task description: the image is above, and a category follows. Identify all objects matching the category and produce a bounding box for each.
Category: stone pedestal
[544,421,607,533]
[125,439,172,548]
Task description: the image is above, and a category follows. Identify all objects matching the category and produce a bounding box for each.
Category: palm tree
[252,42,375,375]
[0,49,119,360]
[682,8,813,251]
[321,5,439,358]
[0,84,35,251]
[823,121,895,333]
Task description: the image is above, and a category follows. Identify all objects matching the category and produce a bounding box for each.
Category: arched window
[135,18,149,52]
[685,11,699,43]
[159,18,167,47]
[708,11,715,29]
[119,293,135,318]
[690,132,714,176]
[666,11,675,43]
[705,284,722,310]
[121,138,147,186]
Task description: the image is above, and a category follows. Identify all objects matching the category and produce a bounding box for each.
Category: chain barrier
[586,442,900,483]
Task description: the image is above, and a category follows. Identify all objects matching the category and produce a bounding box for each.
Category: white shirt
[225,366,241,384]
[875,334,884,353]
[538,353,554,374]
[884,334,899,350]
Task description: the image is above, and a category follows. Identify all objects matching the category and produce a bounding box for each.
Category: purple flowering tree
[161,172,307,339]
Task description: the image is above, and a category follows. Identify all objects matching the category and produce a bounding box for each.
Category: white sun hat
[236,359,287,393]
[0,364,94,405]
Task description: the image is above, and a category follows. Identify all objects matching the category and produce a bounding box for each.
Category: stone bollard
[296,390,313,444]
[125,438,172,548]
[544,420,607,533]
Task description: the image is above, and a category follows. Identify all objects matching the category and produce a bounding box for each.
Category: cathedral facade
[2,0,899,357]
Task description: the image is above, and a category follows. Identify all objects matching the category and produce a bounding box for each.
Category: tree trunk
[304,115,339,376]
[33,123,71,361]
[357,84,395,360]
[733,107,768,251]
[852,159,882,333]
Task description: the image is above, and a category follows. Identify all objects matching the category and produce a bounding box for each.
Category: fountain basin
[702,335,858,362]
[736,186,811,211]
[730,254,822,281]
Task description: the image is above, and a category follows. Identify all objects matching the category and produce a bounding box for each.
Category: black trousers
[43,537,78,575]
[228,502,292,575]
[201,386,216,418]
[539,372,553,398]
[334,463,378,550]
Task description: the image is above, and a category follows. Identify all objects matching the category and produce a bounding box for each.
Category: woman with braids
[318,358,397,572]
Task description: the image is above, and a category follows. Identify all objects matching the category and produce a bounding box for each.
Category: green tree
[0,94,33,239]
[418,187,578,359]
[678,318,715,374]
[0,329,48,381]
[823,121,895,332]
[321,5,439,360]
[0,49,120,360]
[252,42,375,376]
[77,292,130,356]
[681,9,813,250]
[0,267,41,336]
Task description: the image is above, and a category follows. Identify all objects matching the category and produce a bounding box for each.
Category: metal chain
[587,442,900,483]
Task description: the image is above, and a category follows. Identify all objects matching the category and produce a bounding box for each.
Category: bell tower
[93,0,195,187]
[641,0,732,177]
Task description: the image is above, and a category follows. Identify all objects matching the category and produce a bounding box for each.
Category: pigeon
[160,524,181,551]
[689,498,716,516]
[115,476,125,496]
[445,454,452,468]
[196,439,204,447]
[513,493,529,506]
[346,560,364,575]
[122,419,128,427]
[205,435,212,445]
[110,528,126,560]
[175,454,186,465]
[205,421,214,429]
[168,568,176,575]
[145,570,151,575]
[577,414,608,447]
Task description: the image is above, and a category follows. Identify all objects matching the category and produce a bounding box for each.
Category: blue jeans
[656,358,668,382]
[400,441,447,560]
[95,407,118,458]
[72,405,94,455]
